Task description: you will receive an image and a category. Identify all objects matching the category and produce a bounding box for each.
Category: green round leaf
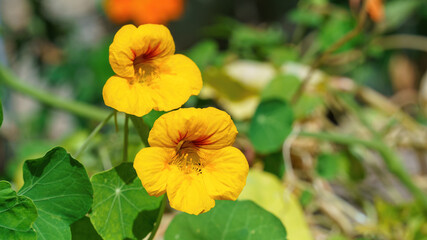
[249,99,294,154]
[90,162,163,240]
[261,75,301,102]
[70,217,102,240]
[165,200,287,240]
[18,147,93,240]
[0,181,37,240]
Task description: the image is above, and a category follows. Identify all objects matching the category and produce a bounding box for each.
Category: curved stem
[148,196,167,240]
[299,131,379,148]
[75,111,115,158]
[123,114,129,162]
[0,65,110,121]
[374,34,427,53]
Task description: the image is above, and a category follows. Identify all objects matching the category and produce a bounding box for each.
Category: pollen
[170,141,204,174]
[133,64,160,85]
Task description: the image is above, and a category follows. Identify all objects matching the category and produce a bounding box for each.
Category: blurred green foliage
[1,0,427,239]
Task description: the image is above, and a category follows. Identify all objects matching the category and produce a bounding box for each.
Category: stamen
[170,141,203,174]
[133,63,160,85]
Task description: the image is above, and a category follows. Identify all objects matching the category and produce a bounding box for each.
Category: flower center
[170,141,203,174]
[132,61,160,85]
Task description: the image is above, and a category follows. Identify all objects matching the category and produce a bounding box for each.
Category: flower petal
[102,75,154,116]
[201,147,249,200]
[109,24,138,78]
[109,24,175,78]
[149,107,238,149]
[134,147,174,197]
[167,166,215,215]
[149,54,202,111]
[132,24,175,59]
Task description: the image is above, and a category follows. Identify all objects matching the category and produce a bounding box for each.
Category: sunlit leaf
[203,67,258,102]
[225,60,276,90]
[249,99,294,153]
[165,200,287,240]
[261,74,301,102]
[90,163,163,240]
[239,170,313,240]
[18,147,93,240]
[0,181,37,239]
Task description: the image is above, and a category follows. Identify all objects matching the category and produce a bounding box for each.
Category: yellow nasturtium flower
[103,24,202,117]
[134,107,249,215]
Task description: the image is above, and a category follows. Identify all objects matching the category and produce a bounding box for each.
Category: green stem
[123,114,129,162]
[0,65,110,121]
[75,111,115,158]
[114,111,119,132]
[375,145,427,210]
[129,115,150,147]
[299,131,378,148]
[148,196,167,240]
[299,131,427,210]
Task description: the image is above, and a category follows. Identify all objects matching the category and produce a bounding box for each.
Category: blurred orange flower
[104,0,184,25]
[367,0,384,22]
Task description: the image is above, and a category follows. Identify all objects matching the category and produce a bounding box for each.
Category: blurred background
[1,0,427,239]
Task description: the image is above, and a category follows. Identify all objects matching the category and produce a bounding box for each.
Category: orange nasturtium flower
[134,107,249,215]
[104,0,184,25]
[103,24,202,117]
[367,0,384,22]
[104,0,132,24]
